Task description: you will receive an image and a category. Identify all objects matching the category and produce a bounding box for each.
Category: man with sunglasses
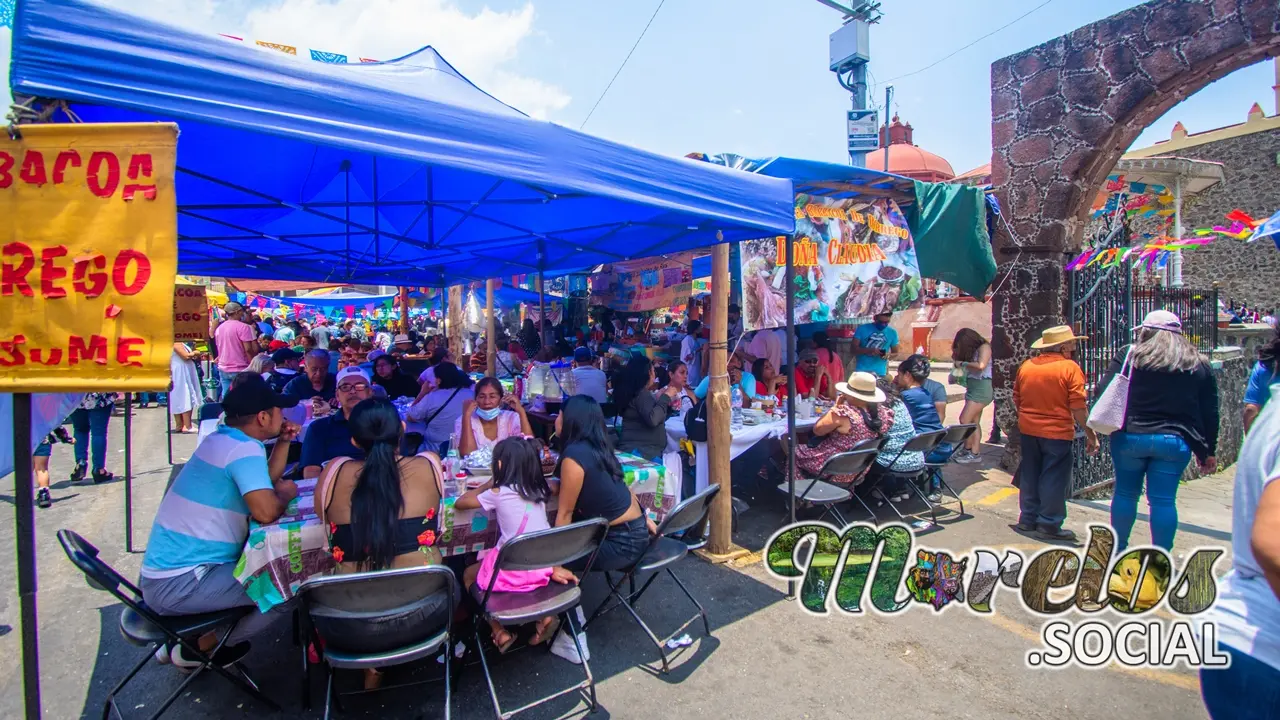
[300,366,375,478]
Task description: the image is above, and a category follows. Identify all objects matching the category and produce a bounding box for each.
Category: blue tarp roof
[9,0,795,286]
[694,154,916,203]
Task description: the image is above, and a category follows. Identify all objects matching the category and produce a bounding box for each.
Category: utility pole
[816,1,882,166]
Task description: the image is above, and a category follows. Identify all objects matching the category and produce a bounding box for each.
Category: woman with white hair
[1097,310,1219,551]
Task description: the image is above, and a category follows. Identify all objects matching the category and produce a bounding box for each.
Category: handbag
[1087,347,1133,436]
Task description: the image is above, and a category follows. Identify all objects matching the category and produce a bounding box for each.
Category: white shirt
[680,335,704,386]
[1203,385,1280,672]
[407,386,474,446]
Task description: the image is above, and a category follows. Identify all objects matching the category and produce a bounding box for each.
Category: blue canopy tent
[6,2,796,715]
[8,0,795,287]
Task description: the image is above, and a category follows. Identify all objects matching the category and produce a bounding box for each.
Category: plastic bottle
[730,385,744,429]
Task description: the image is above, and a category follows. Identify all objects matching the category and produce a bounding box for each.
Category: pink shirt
[214,319,257,372]
[476,486,550,547]
[453,409,523,451]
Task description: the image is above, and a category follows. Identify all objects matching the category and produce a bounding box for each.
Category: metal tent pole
[537,240,548,352]
[785,233,798,599]
[13,393,42,719]
[124,392,135,553]
[486,279,497,376]
[165,388,173,466]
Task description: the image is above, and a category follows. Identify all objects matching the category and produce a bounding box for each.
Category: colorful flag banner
[309,50,348,64]
[256,41,297,55]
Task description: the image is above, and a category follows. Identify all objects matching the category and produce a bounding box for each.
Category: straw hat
[835,371,886,403]
[1030,325,1087,349]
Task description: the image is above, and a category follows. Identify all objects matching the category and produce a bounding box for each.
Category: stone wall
[1204,347,1248,474]
[989,0,1280,467]
[1130,126,1280,309]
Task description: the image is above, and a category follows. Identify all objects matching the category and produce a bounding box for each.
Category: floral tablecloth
[234,478,334,612]
[435,452,669,557]
[233,453,670,608]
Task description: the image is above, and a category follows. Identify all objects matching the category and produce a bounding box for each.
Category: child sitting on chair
[457,437,577,652]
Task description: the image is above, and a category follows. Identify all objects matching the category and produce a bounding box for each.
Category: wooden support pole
[706,241,733,555]
[398,286,409,334]
[447,285,464,359]
[486,278,496,376]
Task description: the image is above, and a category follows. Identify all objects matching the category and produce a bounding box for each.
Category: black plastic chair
[297,565,458,720]
[871,429,948,525]
[584,485,720,673]
[56,530,278,720]
[778,448,879,527]
[471,518,609,719]
[196,402,223,423]
[922,424,978,517]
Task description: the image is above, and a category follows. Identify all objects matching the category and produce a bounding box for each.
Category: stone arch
[988,0,1280,465]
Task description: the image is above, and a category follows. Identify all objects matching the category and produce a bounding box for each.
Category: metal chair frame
[297,565,459,720]
[56,530,278,720]
[781,447,881,527]
[921,424,979,517]
[583,485,720,674]
[867,429,948,525]
[471,518,609,719]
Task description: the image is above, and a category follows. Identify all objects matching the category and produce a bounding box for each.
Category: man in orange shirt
[1012,325,1099,542]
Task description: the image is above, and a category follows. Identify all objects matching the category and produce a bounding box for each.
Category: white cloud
[96,0,570,119]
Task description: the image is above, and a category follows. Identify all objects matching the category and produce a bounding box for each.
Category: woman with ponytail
[316,397,448,687]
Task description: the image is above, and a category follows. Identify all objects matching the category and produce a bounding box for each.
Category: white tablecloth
[663,415,817,493]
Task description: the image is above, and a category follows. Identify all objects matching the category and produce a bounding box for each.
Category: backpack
[684,396,708,443]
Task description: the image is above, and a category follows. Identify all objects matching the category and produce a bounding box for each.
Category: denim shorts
[33,439,52,458]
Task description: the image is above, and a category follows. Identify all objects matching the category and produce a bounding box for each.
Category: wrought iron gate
[1066,222,1218,496]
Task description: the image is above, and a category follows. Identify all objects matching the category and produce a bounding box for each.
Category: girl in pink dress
[457,437,577,652]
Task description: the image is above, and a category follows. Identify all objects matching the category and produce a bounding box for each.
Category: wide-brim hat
[1031,325,1088,349]
[835,371,886,403]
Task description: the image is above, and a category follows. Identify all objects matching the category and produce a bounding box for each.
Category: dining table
[234,452,670,611]
[663,412,820,493]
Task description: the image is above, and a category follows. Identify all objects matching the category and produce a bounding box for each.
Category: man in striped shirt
[139,374,300,668]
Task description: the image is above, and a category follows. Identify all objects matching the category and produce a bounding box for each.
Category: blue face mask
[476,406,503,421]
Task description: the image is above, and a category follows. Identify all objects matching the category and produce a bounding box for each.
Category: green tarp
[907,181,997,298]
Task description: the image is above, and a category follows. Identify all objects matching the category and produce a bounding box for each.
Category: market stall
[5,1,797,715]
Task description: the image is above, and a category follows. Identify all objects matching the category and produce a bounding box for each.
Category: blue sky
[2,0,1275,175]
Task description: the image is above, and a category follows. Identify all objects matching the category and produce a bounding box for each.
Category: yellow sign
[0,123,179,392]
[174,284,208,342]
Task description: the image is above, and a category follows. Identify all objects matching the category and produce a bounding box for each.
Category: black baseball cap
[222,374,300,417]
[271,347,302,364]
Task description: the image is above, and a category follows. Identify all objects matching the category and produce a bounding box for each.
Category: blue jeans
[217,368,238,399]
[1109,431,1192,551]
[925,444,953,491]
[1200,645,1280,719]
[70,406,112,472]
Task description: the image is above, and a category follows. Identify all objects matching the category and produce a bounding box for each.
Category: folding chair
[777,449,879,527]
[472,518,609,719]
[584,485,720,674]
[56,530,278,720]
[298,565,458,720]
[923,424,978,516]
[869,429,948,525]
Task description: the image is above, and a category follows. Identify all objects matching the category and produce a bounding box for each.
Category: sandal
[531,617,561,646]
[492,628,517,654]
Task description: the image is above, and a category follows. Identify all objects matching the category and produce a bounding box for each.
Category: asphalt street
[0,405,1218,719]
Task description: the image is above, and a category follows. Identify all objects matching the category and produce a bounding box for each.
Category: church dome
[864,115,956,182]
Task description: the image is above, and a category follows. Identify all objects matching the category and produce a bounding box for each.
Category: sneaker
[35,488,52,509]
[154,643,173,665]
[170,642,250,670]
[953,451,982,465]
[70,461,87,483]
[892,492,911,503]
[92,469,114,484]
[927,491,943,503]
[550,628,589,665]
[1037,526,1077,542]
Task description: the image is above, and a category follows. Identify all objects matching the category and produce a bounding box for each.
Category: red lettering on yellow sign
[0,334,145,368]
[1,243,153,298]
[0,149,160,199]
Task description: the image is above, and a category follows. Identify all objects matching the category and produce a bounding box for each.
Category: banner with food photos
[738,195,922,331]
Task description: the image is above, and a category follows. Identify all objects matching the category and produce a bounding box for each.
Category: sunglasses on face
[338,382,369,393]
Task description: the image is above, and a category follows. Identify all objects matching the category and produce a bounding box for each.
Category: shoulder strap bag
[1087,347,1133,436]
